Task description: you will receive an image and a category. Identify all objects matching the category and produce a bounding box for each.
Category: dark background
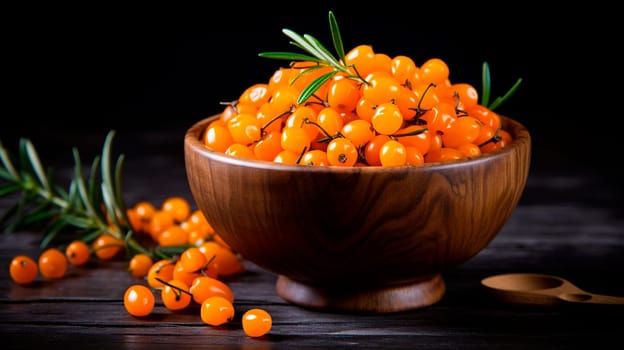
[2,3,621,186]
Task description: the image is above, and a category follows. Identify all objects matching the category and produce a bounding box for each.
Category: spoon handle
[559,292,624,305]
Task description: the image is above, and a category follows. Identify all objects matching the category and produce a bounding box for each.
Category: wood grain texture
[184,115,531,312]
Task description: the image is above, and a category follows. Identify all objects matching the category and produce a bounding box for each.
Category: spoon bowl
[481,273,624,306]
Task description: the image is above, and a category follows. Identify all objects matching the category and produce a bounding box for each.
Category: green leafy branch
[258,10,367,105]
[0,131,149,256]
[480,61,522,111]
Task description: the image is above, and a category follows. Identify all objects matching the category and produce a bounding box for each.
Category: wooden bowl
[184,115,531,313]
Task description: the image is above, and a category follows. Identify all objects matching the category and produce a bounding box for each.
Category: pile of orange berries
[202,45,512,167]
[8,196,272,338]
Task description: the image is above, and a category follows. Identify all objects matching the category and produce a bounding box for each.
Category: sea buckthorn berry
[395,86,419,120]
[161,279,192,311]
[124,284,155,317]
[227,113,262,145]
[420,102,456,133]
[148,210,175,240]
[301,149,330,166]
[355,97,377,122]
[326,137,358,167]
[425,147,465,163]
[480,129,512,153]
[286,105,319,141]
[160,197,191,222]
[371,102,404,135]
[239,83,270,108]
[362,71,401,105]
[203,124,234,153]
[200,296,235,326]
[10,255,38,285]
[158,224,189,247]
[273,150,300,164]
[379,139,407,167]
[467,104,501,131]
[449,83,479,110]
[128,253,153,279]
[147,258,175,289]
[179,247,208,273]
[198,241,246,277]
[393,125,430,156]
[413,83,441,111]
[316,107,344,137]
[172,259,202,287]
[242,308,273,338]
[256,102,283,134]
[344,44,376,78]
[280,126,311,154]
[38,247,68,279]
[225,143,256,160]
[371,53,392,74]
[253,131,283,162]
[269,85,299,113]
[92,234,124,260]
[341,119,374,148]
[364,134,391,166]
[327,77,360,113]
[135,202,155,219]
[420,58,450,85]
[456,143,482,158]
[391,55,420,89]
[188,209,214,234]
[189,275,235,304]
[405,146,425,165]
[65,240,91,267]
[442,116,481,148]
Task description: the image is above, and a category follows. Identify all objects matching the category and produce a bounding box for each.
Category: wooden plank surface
[1,130,623,349]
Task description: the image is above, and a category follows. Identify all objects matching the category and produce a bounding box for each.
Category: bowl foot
[275,274,446,313]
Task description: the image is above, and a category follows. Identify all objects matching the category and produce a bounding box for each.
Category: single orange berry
[128,253,154,279]
[124,284,155,317]
[92,234,124,260]
[200,296,235,326]
[38,247,68,279]
[242,308,273,338]
[10,255,38,285]
[65,240,91,266]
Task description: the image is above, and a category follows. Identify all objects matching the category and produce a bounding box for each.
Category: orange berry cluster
[202,45,512,166]
[8,196,271,338]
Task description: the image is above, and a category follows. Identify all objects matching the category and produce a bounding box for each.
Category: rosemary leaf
[302,34,342,69]
[88,155,106,223]
[72,148,98,219]
[24,139,51,191]
[258,51,322,63]
[329,11,346,64]
[297,70,338,104]
[481,61,491,107]
[62,214,96,229]
[0,140,20,180]
[282,29,328,63]
[488,78,523,111]
[113,153,129,226]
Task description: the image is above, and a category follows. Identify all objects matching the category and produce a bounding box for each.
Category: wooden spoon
[481,273,624,305]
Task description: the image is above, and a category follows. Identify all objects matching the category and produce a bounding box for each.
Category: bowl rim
[185,114,531,173]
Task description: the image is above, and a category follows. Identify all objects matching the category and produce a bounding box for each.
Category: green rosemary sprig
[0,131,149,257]
[480,61,523,111]
[258,10,367,105]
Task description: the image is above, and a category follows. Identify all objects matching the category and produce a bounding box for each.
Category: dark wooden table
[1,127,623,349]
